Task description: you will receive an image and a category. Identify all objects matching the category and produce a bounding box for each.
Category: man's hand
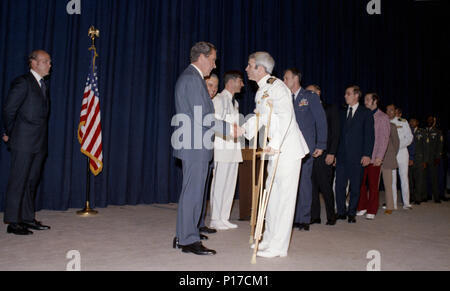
[325,154,335,166]
[434,158,441,166]
[361,156,371,167]
[408,160,414,167]
[232,123,245,138]
[374,158,383,167]
[422,162,427,169]
[263,146,280,155]
[2,134,8,143]
[312,149,324,158]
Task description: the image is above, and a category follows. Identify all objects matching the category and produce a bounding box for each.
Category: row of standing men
[204,70,446,231]
[173,43,447,258]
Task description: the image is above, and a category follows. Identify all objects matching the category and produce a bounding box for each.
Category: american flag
[78,52,103,176]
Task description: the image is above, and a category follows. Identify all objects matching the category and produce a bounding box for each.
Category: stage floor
[1,195,449,271]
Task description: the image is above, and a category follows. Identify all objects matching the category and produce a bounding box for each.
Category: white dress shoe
[222,220,238,229]
[256,249,287,258]
[403,205,412,210]
[209,220,229,230]
[357,210,367,216]
[250,241,269,251]
[366,214,375,220]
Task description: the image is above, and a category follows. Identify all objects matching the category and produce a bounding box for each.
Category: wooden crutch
[249,113,260,243]
[251,150,280,264]
[250,103,273,244]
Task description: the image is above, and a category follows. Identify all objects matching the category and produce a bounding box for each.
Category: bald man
[2,50,52,235]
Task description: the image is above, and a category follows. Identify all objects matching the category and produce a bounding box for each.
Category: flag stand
[77,157,98,216]
[77,26,101,216]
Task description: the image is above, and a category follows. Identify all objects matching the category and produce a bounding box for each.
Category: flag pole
[77,26,100,216]
[77,157,98,215]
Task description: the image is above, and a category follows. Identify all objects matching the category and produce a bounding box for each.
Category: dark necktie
[232,96,236,107]
[292,93,296,102]
[40,79,47,98]
[347,107,353,125]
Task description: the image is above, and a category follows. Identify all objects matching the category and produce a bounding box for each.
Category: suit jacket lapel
[27,72,46,99]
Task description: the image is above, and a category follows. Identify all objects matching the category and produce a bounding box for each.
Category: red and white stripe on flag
[78,71,103,176]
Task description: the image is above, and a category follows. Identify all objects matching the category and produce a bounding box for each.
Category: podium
[238,148,266,220]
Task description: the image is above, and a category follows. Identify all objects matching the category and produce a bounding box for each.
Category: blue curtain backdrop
[0,0,448,211]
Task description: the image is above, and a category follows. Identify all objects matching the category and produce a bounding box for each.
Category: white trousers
[262,155,302,255]
[392,148,410,208]
[209,162,239,223]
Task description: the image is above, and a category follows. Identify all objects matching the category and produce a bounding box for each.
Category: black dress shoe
[21,220,50,230]
[326,220,336,226]
[298,223,310,231]
[412,201,421,205]
[7,223,33,235]
[199,226,217,234]
[310,218,321,225]
[434,200,441,204]
[173,237,180,249]
[336,214,347,220]
[348,216,356,223]
[181,242,216,256]
[200,234,208,240]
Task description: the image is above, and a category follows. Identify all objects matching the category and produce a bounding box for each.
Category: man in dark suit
[283,69,327,231]
[335,85,374,223]
[171,42,242,255]
[2,50,52,235]
[306,85,340,226]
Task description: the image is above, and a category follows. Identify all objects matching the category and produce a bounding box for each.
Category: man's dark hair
[190,42,216,63]
[285,68,302,83]
[348,85,362,99]
[224,70,243,85]
[309,84,321,92]
[367,92,380,107]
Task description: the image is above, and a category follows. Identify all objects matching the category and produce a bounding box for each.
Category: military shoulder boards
[267,77,277,84]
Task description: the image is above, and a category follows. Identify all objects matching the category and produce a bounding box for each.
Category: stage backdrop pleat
[0,0,448,211]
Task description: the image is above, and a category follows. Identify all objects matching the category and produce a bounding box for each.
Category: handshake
[231,123,245,138]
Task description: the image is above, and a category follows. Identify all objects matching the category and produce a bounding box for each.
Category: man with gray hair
[172,41,244,256]
[242,52,309,258]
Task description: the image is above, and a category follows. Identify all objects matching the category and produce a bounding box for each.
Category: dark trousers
[311,155,336,221]
[357,164,381,215]
[4,150,46,224]
[198,161,214,228]
[425,163,440,202]
[335,161,363,217]
[410,163,427,202]
[176,159,211,246]
[294,155,313,224]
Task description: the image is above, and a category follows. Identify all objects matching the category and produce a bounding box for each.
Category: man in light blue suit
[171,42,242,255]
[284,68,328,231]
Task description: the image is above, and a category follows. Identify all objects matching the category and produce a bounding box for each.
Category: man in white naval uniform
[209,71,245,230]
[242,52,309,258]
[387,105,413,209]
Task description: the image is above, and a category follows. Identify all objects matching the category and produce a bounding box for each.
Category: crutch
[249,113,260,243]
[251,150,280,264]
[250,104,272,244]
[249,103,278,264]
